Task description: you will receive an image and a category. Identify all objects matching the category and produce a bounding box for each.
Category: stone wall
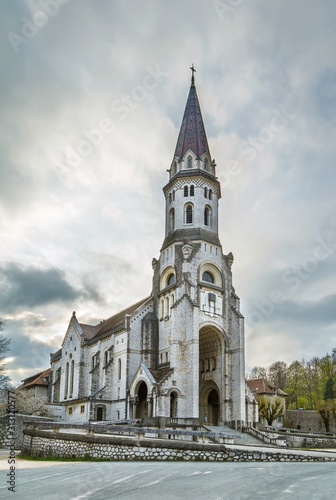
[0,415,53,450]
[22,429,336,462]
[285,433,336,449]
[285,410,336,432]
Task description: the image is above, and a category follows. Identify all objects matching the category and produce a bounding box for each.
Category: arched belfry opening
[136,381,148,418]
[199,325,224,426]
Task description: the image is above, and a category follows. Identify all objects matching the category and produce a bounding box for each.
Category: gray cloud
[0,263,97,312]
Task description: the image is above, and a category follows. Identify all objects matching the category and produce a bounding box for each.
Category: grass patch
[17,453,110,462]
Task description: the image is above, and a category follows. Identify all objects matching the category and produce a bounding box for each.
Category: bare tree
[0,319,11,389]
[248,366,267,379]
[267,361,287,390]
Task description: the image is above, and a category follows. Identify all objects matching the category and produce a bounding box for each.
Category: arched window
[161,299,164,318]
[64,362,69,398]
[167,273,175,286]
[91,356,95,370]
[204,158,208,170]
[104,351,109,366]
[171,294,174,305]
[70,360,74,397]
[209,189,212,200]
[202,271,214,283]
[204,206,211,226]
[166,297,169,315]
[187,156,192,168]
[204,187,208,198]
[186,205,193,224]
[118,359,121,380]
[184,186,188,197]
[173,190,175,201]
[169,208,175,232]
[190,185,194,196]
[169,193,172,204]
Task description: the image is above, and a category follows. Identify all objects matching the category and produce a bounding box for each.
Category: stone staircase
[204,425,274,447]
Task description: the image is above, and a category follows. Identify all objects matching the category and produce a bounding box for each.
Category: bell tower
[162,65,221,250]
[152,66,246,428]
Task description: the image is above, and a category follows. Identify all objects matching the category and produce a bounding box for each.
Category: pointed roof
[174,67,211,160]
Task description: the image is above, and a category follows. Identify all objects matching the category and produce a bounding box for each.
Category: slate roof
[86,297,151,341]
[247,378,288,397]
[17,368,51,390]
[174,76,211,160]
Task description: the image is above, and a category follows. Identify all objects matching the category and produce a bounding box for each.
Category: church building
[48,68,258,429]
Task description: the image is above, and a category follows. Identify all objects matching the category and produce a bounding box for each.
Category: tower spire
[174,67,210,160]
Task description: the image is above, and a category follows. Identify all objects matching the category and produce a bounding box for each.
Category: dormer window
[167,273,175,286]
[184,186,188,197]
[190,185,194,196]
[187,156,192,168]
[202,271,214,283]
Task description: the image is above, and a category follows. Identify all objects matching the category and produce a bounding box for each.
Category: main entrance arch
[199,325,224,426]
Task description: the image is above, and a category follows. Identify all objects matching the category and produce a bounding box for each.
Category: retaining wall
[22,430,336,462]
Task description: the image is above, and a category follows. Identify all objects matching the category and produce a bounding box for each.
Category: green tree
[257,396,284,426]
[323,377,335,400]
[316,399,336,433]
[286,361,305,409]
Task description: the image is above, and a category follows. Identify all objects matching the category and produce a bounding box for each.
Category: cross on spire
[190,64,196,85]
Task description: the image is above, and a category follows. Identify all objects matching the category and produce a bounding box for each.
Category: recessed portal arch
[199,324,226,426]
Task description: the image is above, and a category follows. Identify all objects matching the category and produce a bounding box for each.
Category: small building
[247,378,288,426]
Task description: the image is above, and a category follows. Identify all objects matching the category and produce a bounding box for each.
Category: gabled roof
[247,378,288,397]
[87,296,151,341]
[17,368,51,390]
[148,366,173,383]
[174,74,211,160]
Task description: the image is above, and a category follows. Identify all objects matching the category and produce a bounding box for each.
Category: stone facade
[48,73,257,428]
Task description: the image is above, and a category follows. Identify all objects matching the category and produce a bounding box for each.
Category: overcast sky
[1,0,336,386]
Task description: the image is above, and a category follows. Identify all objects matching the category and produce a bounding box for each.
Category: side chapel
[48,68,258,428]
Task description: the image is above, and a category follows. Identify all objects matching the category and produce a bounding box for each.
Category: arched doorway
[170,392,177,418]
[136,382,148,418]
[208,389,219,426]
[96,406,106,421]
[199,325,223,425]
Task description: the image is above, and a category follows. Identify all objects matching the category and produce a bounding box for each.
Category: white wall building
[48,70,258,428]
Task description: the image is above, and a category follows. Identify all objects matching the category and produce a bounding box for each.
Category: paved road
[0,459,336,499]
